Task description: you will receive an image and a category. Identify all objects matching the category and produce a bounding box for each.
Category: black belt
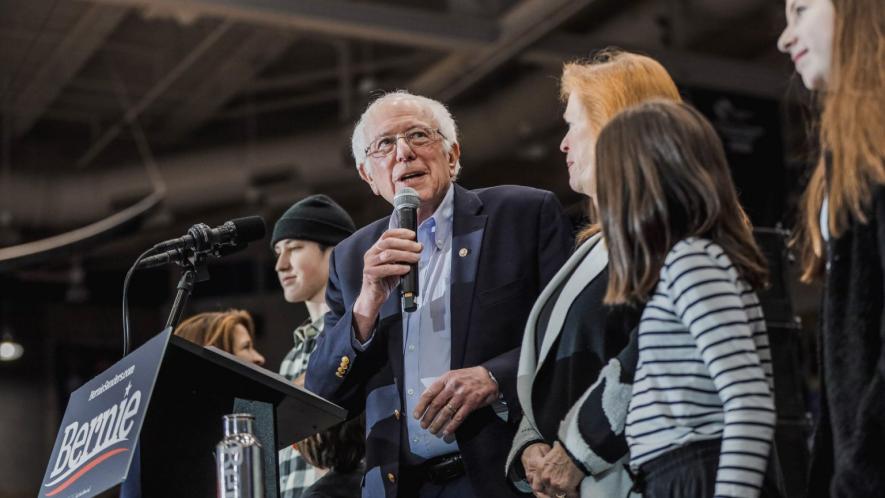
[402,452,465,486]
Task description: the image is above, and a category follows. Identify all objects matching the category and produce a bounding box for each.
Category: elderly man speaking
[305,91,572,498]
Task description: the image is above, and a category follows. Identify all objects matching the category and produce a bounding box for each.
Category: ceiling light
[0,330,23,362]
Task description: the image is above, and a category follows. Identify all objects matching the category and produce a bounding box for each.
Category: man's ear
[447,142,461,177]
[357,162,380,196]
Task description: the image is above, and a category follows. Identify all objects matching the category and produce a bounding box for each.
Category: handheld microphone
[394,188,420,312]
[152,216,266,253]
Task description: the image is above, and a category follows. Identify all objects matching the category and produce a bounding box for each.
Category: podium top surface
[167,335,347,444]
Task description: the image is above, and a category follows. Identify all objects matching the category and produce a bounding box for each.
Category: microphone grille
[394,187,420,210]
[231,216,266,243]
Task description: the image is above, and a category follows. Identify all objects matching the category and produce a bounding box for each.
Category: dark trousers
[638,439,782,498]
[397,470,474,498]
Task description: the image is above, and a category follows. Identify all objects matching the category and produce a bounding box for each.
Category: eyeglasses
[364,127,447,159]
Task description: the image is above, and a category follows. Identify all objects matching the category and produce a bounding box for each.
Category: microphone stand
[122,250,209,498]
[164,250,210,330]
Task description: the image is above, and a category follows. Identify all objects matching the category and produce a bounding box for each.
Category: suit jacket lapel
[449,185,486,370]
[535,235,607,373]
[516,234,599,424]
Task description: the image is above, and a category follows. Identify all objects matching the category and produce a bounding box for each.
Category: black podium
[139,335,346,497]
[39,329,346,498]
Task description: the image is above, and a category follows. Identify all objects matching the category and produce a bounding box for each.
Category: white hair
[350,90,461,175]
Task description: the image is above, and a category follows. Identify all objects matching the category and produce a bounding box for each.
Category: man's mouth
[398,171,426,183]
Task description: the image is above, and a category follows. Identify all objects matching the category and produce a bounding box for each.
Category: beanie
[271,194,356,249]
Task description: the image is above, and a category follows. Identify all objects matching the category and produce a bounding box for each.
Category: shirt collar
[292,314,324,346]
[388,183,455,249]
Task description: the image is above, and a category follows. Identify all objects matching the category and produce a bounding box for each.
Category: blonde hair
[560,49,682,243]
[174,309,256,354]
[796,0,885,281]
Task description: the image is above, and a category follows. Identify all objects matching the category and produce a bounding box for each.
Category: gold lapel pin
[458,248,469,257]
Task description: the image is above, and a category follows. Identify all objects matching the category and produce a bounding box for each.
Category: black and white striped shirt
[626,237,775,498]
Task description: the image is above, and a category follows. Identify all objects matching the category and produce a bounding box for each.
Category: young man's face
[273,239,332,304]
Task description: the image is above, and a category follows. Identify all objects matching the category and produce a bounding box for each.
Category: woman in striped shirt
[594,100,778,498]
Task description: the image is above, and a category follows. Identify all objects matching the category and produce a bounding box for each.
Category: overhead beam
[11,4,128,139]
[86,0,788,101]
[75,20,234,168]
[525,34,789,99]
[409,0,599,100]
[162,27,296,140]
[85,0,498,51]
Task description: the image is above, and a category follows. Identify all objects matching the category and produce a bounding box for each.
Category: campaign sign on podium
[38,328,171,498]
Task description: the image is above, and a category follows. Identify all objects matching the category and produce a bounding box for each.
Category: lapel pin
[458,248,469,257]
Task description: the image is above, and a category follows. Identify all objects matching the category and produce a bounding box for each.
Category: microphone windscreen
[231,216,266,243]
[394,187,420,210]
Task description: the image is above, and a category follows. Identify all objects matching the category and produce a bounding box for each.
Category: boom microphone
[394,188,420,312]
[152,216,266,253]
[135,241,250,270]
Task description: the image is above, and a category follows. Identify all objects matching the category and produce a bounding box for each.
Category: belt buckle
[426,454,463,484]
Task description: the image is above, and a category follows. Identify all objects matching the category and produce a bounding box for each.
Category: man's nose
[395,137,416,162]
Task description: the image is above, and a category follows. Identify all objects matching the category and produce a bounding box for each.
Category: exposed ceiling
[0,0,795,267]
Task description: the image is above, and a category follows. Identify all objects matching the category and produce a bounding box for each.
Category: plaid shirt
[278,316,323,498]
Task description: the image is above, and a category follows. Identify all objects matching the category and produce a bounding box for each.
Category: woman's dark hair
[296,415,365,472]
[595,100,769,305]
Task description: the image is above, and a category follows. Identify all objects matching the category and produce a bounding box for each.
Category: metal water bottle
[216,413,264,498]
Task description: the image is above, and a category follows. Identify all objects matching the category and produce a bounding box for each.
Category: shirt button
[412,437,419,443]
[387,473,396,483]
[407,388,414,396]
[407,344,415,352]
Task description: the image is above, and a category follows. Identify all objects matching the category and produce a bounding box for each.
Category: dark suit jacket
[305,184,572,497]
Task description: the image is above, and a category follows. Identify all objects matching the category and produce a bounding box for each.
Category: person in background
[778,0,885,496]
[174,309,266,366]
[595,100,776,498]
[272,194,358,498]
[505,49,681,498]
[299,415,367,498]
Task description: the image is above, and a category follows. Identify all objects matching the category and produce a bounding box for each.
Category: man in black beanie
[271,194,356,498]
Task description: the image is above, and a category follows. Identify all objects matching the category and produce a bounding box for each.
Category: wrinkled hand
[353,228,421,341]
[533,442,583,498]
[413,366,499,438]
[522,442,552,496]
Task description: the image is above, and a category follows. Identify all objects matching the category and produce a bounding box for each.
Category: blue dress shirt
[395,185,458,461]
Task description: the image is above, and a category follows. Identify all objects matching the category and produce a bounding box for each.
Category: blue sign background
[38,329,172,498]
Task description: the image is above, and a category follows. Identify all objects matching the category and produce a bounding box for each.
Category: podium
[39,329,346,498]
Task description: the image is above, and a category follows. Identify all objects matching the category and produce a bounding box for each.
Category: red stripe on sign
[45,447,129,497]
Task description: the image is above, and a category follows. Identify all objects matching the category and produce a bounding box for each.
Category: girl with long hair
[778,0,885,496]
[596,100,777,497]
